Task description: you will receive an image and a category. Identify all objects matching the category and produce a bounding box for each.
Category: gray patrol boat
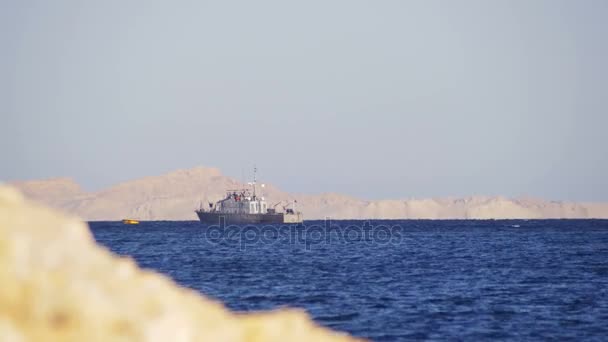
[195,168,303,224]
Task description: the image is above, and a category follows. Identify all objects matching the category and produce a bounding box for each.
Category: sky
[1,0,607,201]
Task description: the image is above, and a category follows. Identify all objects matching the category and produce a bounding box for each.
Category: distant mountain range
[9,166,608,220]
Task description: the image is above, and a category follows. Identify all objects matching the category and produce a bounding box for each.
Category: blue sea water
[90,220,608,341]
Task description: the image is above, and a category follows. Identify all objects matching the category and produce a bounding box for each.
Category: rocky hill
[9,166,608,220]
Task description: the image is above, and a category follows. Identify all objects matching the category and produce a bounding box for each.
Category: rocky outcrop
[0,185,358,342]
[9,166,608,220]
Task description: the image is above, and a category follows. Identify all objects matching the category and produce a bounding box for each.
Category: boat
[122,219,140,225]
[195,168,303,224]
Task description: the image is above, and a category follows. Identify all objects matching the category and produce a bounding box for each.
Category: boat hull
[122,219,139,225]
[196,210,285,224]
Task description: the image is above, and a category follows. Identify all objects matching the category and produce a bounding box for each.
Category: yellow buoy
[122,219,139,225]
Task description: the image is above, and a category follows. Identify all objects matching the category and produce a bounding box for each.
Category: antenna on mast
[252,165,257,198]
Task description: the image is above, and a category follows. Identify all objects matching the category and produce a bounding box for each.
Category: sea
[90,219,608,341]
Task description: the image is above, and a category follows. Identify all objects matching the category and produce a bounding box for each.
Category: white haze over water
[1,0,607,201]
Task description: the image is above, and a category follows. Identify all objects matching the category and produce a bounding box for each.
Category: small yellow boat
[122,219,140,225]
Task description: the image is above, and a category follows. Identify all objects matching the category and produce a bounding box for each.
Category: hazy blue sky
[2,0,607,200]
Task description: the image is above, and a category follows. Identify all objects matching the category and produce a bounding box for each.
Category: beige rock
[465,197,541,219]
[0,186,359,342]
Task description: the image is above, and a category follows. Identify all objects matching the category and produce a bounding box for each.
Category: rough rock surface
[9,166,608,220]
[0,186,358,342]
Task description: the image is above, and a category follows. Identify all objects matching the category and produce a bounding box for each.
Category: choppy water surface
[91,220,608,341]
